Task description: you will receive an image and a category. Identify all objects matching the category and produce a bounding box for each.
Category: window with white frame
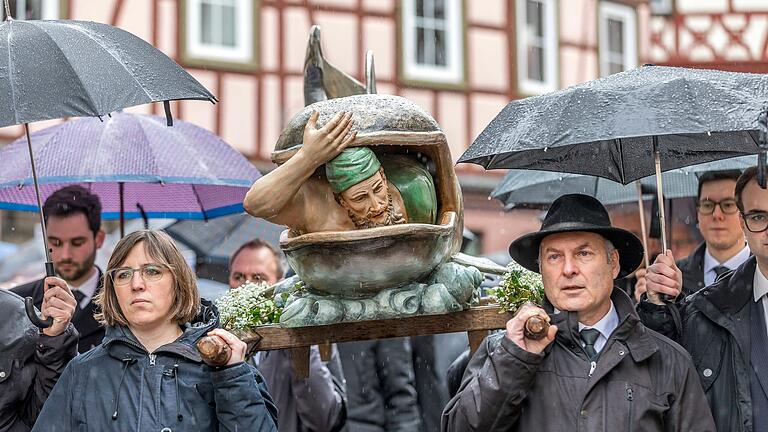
[649,0,673,15]
[516,0,557,94]
[598,2,637,77]
[185,0,254,64]
[1,0,60,20]
[401,0,464,85]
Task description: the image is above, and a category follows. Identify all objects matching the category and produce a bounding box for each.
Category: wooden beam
[242,306,511,351]
[290,346,310,378]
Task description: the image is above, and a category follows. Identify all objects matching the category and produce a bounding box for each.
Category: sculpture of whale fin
[303,25,366,106]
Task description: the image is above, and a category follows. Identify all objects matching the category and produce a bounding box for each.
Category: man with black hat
[442,194,714,432]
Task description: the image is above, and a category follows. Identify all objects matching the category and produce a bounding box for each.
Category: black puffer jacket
[443,288,715,432]
[0,290,78,432]
[638,257,761,432]
[32,300,278,432]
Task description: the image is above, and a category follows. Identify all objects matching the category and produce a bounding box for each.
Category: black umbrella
[165,214,286,283]
[0,2,216,327]
[459,65,768,252]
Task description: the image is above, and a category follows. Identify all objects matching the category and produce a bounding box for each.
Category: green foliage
[215,282,283,331]
[489,261,545,313]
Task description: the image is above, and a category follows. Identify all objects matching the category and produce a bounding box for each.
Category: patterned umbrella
[0,113,260,230]
[0,4,216,327]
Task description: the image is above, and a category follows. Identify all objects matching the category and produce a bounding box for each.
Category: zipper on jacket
[625,383,634,432]
[149,354,157,366]
[588,361,597,377]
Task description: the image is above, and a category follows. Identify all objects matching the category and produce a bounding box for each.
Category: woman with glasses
[32,230,278,432]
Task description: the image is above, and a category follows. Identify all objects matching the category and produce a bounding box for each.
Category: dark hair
[43,185,101,235]
[230,239,284,280]
[735,166,759,212]
[697,170,742,200]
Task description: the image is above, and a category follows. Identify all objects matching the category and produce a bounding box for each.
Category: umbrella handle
[24,261,55,328]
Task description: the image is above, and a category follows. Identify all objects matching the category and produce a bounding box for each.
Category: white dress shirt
[69,268,99,309]
[703,245,750,286]
[578,301,619,355]
[753,265,768,339]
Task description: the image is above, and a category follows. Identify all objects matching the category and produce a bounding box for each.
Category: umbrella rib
[190,183,208,222]
[5,24,19,125]
[30,23,103,114]
[618,138,627,184]
[55,23,154,103]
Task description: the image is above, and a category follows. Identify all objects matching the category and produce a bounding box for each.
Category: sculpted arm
[244,111,355,226]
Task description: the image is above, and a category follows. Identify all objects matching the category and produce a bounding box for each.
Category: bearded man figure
[244,111,410,234]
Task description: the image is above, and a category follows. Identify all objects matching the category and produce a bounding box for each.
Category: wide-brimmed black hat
[508,194,644,278]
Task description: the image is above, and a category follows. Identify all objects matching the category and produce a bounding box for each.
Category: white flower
[215,281,281,331]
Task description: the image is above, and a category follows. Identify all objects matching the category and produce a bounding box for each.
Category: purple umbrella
[0,112,261,235]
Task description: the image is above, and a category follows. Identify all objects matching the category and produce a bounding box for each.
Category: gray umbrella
[460,65,768,251]
[0,5,215,327]
[493,156,755,208]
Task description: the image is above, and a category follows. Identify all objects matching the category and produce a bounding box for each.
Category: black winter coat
[677,243,707,297]
[0,290,78,432]
[31,301,278,432]
[12,269,104,353]
[638,257,762,432]
[443,289,715,432]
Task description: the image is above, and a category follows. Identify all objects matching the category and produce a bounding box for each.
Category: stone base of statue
[273,261,482,327]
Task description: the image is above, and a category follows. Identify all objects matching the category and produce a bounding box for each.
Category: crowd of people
[2,159,768,431]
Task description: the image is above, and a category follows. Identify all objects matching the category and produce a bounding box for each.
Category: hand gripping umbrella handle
[25,262,55,328]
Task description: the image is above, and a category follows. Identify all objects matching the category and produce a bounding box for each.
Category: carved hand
[300,111,357,168]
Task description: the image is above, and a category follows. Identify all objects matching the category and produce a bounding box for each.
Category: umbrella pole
[119,182,125,237]
[652,136,668,252]
[23,123,54,328]
[635,181,650,268]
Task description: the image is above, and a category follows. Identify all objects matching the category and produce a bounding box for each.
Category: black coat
[339,338,422,432]
[31,300,278,432]
[443,288,715,432]
[638,257,762,432]
[0,290,78,432]
[677,243,707,297]
[12,269,105,353]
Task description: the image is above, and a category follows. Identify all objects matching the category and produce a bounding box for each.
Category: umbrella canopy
[0,18,215,126]
[165,213,286,283]
[493,156,755,209]
[0,113,260,220]
[459,66,766,183]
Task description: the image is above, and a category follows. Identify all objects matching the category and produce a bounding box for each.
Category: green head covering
[326,147,382,193]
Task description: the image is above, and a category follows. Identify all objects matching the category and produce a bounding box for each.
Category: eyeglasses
[741,212,768,233]
[230,273,265,285]
[696,199,739,215]
[108,263,170,286]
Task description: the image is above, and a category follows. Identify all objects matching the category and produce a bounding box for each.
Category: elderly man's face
[539,231,620,325]
[339,170,394,228]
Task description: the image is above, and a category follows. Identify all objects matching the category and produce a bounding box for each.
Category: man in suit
[230,239,347,432]
[640,166,768,431]
[635,170,749,300]
[13,185,105,353]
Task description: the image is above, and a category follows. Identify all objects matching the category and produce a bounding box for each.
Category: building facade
[648,0,768,72]
[0,0,649,254]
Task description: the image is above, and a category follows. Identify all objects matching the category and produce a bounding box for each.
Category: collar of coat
[544,287,658,363]
[100,298,221,363]
[691,255,756,316]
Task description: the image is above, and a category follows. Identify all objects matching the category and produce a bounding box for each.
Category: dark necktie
[713,265,730,279]
[73,290,85,308]
[580,328,601,361]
